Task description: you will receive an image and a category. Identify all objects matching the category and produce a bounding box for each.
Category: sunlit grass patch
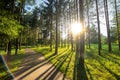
[85,44,120,80]
[33,44,120,80]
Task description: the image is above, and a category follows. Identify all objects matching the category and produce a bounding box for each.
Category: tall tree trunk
[75,0,78,21]
[50,14,53,51]
[19,0,24,49]
[79,0,85,64]
[55,0,58,54]
[87,0,90,49]
[10,0,14,14]
[75,0,79,58]
[115,0,120,50]
[64,16,67,48]
[104,0,112,52]
[7,0,15,58]
[4,43,7,52]
[15,38,19,55]
[7,41,11,59]
[19,33,22,50]
[95,0,101,55]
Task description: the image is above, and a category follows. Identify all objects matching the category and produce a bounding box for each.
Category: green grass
[33,44,120,80]
[0,44,119,80]
[85,44,120,80]
[0,49,25,79]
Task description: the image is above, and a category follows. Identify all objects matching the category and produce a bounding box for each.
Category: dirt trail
[14,48,69,80]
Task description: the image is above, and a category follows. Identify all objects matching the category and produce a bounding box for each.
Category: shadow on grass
[35,50,73,80]
[96,58,120,80]
[62,51,74,80]
[100,54,120,66]
[73,52,88,80]
[85,64,93,80]
[107,54,120,60]
[86,50,120,80]
[16,48,71,80]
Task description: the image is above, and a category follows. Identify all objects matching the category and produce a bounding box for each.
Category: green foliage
[0,10,23,42]
[101,35,107,44]
[86,25,98,44]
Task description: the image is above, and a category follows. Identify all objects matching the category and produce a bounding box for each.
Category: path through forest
[14,48,69,80]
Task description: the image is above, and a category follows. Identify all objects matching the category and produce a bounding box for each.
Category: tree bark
[7,41,11,59]
[79,0,85,64]
[15,38,19,55]
[95,0,101,55]
[87,0,90,49]
[4,43,7,52]
[55,0,58,54]
[115,0,120,50]
[104,0,112,52]
[50,14,53,51]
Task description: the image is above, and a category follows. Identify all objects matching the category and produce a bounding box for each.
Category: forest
[0,0,120,80]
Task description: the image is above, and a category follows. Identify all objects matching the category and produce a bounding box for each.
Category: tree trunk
[79,0,85,64]
[4,43,7,52]
[50,14,53,51]
[104,0,112,52]
[15,38,19,55]
[75,0,78,21]
[7,0,14,59]
[115,0,120,50]
[87,0,90,49]
[10,0,14,14]
[55,0,58,54]
[95,0,101,55]
[7,41,11,59]
[19,33,22,50]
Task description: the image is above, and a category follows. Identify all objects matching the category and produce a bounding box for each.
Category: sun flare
[71,22,82,35]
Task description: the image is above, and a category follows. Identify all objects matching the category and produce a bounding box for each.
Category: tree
[0,12,23,57]
[86,0,91,49]
[104,0,112,52]
[79,0,85,64]
[114,0,120,50]
[95,0,101,55]
[110,27,117,43]
[55,0,58,54]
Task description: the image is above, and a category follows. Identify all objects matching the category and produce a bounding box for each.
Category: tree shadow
[107,54,120,60]
[73,52,88,80]
[15,48,71,80]
[13,48,69,78]
[36,50,73,80]
[86,51,120,80]
[62,51,74,80]
[16,52,65,79]
[100,54,120,66]
[85,64,93,80]
[95,58,120,80]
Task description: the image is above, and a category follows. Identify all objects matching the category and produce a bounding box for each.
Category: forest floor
[1,44,120,80]
[14,48,69,80]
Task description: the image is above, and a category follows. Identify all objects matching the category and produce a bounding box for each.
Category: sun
[71,22,82,35]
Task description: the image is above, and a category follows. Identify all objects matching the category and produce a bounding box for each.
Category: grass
[0,44,119,80]
[85,44,120,80]
[33,44,120,80]
[0,49,25,79]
